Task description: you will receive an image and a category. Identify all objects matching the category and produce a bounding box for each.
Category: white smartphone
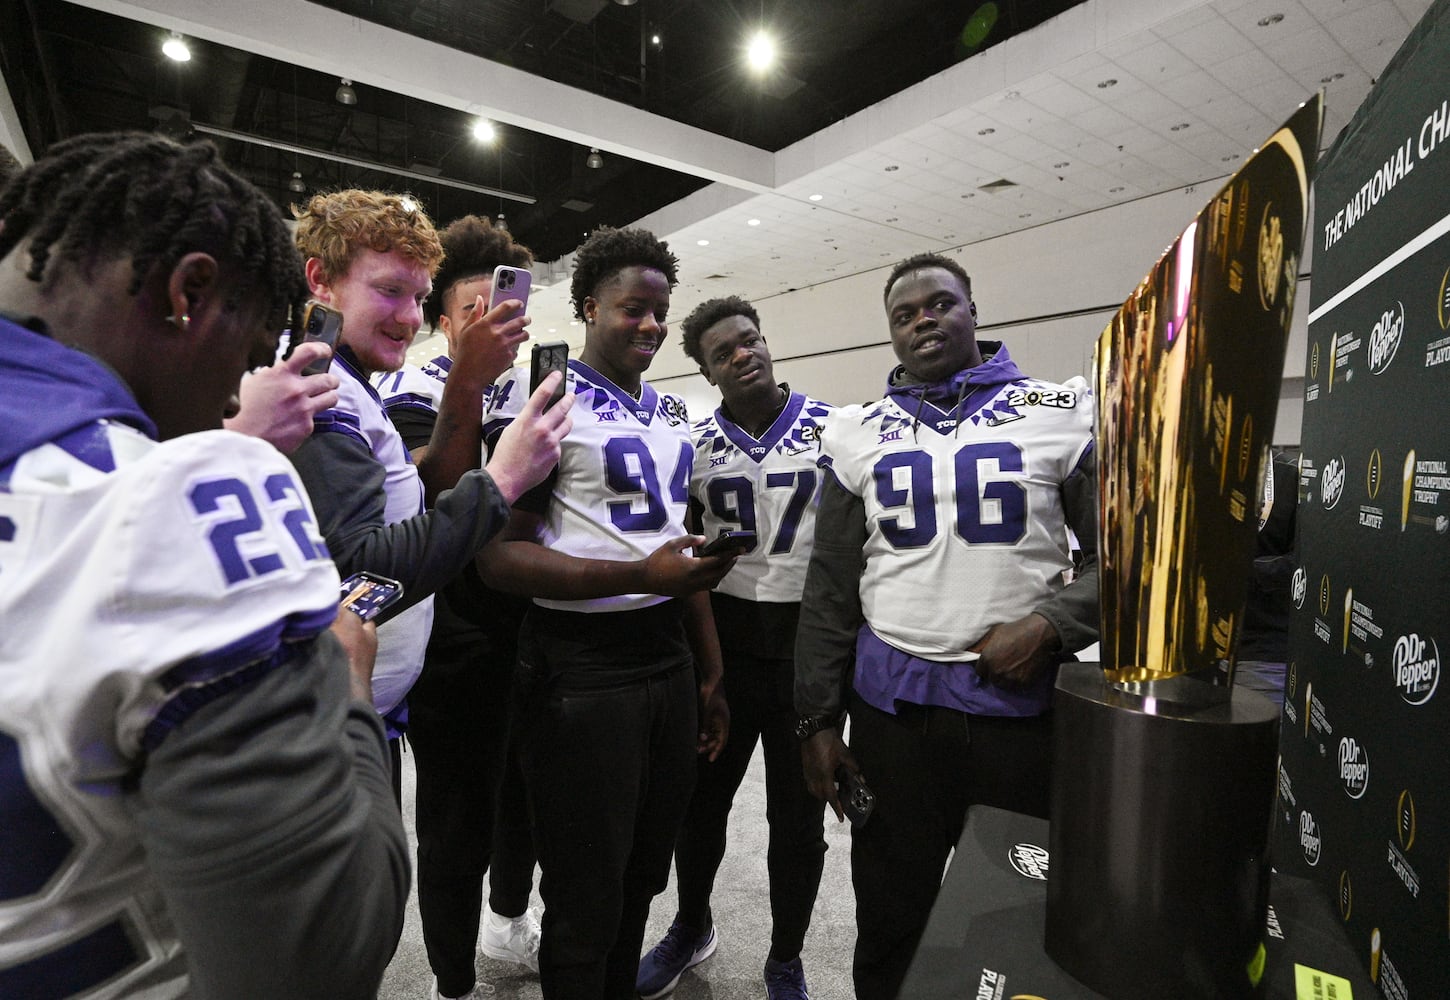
[488,264,532,321]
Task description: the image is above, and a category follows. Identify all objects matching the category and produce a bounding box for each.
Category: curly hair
[679,295,761,366]
[425,214,533,329]
[0,132,306,327]
[292,189,444,284]
[883,252,972,304]
[568,226,679,320]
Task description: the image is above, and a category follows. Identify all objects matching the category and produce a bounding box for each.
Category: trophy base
[1044,663,1281,1000]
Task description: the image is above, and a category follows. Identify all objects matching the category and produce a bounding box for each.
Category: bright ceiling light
[747,218,761,226]
[472,118,496,142]
[808,193,823,202]
[162,32,190,62]
[697,239,710,246]
[586,147,604,169]
[746,31,777,72]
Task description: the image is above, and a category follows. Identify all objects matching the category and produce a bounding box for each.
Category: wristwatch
[795,714,840,742]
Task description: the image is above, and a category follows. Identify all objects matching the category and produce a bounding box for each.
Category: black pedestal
[1044,663,1282,999]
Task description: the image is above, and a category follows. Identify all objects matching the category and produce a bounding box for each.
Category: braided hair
[568,226,679,320]
[425,214,533,329]
[0,132,306,328]
[680,295,761,366]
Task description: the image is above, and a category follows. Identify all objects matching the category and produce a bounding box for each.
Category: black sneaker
[636,921,717,999]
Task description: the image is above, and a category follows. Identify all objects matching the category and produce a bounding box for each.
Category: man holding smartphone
[372,214,546,1000]
[638,297,832,1000]
[288,190,573,815]
[0,132,404,999]
[794,254,1100,1000]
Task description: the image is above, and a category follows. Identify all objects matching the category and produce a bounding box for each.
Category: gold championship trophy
[1044,97,1321,999]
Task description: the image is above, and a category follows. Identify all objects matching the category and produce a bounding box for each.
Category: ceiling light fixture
[472,118,496,142]
[614,0,638,6]
[335,78,358,105]
[495,213,508,232]
[1170,122,1190,131]
[697,239,710,246]
[162,32,190,62]
[977,127,995,136]
[747,218,761,226]
[1258,13,1284,26]
[651,33,662,46]
[1109,186,1125,193]
[586,148,604,169]
[1097,78,1117,89]
[1321,71,1344,83]
[808,193,823,201]
[288,171,306,194]
[1054,161,1070,168]
[746,31,777,72]
[884,165,899,172]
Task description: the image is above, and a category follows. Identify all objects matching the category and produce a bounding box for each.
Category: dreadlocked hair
[425,214,533,329]
[680,295,761,366]
[0,132,306,327]
[568,226,679,320]
[883,252,972,304]
[292,189,444,285]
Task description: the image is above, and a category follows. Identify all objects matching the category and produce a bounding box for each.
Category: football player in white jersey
[638,297,831,1000]
[794,253,1100,1000]
[0,132,404,998]
[477,227,736,1000]
[374,215,543,998]
[289,192,571,805]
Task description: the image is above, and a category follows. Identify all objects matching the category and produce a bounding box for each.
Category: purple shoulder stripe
[141,604,338,752]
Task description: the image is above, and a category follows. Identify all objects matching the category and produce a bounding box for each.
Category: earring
[167,313,191,330]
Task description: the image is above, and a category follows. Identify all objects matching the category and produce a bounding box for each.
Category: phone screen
[339,571,404,621]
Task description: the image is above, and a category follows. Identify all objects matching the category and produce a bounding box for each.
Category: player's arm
[476,507,735,599]
[291,430,509,619]
[682,589,729,761]
[127,630,408,999]
[794,468,867,821]
[415,298,529,504]
[974,442,1101,688]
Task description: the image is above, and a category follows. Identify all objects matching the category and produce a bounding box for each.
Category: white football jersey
[690,391,834,603]
[372,354,451,419]
[324,357,433,715]
[484,359,694,613]
[823,377,1092,660]
[0,425,338,998]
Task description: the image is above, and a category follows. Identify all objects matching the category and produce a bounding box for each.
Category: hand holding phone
[489,264,532,322]
[289,301,344,376]
[530,341,570,412]
[339,571,404,622]
[836,767,876,828]
[698,529,756,558]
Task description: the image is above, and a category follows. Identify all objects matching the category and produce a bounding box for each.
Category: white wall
[650,180,1312,446]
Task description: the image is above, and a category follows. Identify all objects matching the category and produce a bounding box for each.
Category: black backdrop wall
[1276,2,1450,997]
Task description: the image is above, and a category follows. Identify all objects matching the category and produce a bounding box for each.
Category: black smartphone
[698,529,756,558]
[489,264,532,322]
[290,301,344,375]
[338,571,404,622]
[836,767,876,828]
[529,340,570,411]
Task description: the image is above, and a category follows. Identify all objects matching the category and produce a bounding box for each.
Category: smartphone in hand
[289,301,344,375]
[698,529,756,558]
[489,264,532,322]
[836,767,876,828]
[339,571,404,622]
[529,340,570,411]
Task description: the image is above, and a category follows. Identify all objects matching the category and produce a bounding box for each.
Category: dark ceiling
[1,0,1085,260]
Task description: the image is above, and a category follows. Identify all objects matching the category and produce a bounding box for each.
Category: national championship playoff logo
[1338,737,1369,799]
[1367,301,1404,375]
[1299,811,1322,866]
[1338,870,1352,921]
[1366,448,1383,499]
[1008,843,1049,881]
[1391,633,1440,705]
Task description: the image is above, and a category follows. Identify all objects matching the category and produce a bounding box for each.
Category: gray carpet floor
[379,741,859,999]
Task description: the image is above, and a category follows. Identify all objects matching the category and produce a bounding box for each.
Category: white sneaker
[432,977,495,998]
[479,906,541,973]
